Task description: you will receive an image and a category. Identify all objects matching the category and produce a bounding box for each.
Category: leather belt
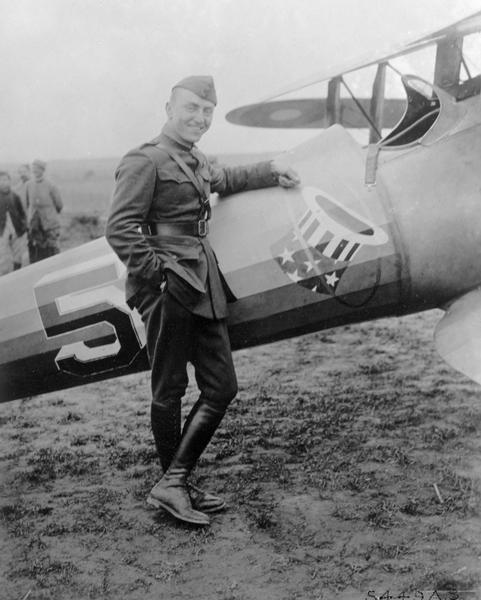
[141,220,209,238]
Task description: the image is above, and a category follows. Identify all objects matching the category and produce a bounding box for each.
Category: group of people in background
[0,160,63,275]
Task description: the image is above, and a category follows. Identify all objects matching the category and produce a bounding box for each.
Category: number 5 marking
[34,255,146,377]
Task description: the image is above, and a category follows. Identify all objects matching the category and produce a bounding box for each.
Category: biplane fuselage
[2,71,481,402]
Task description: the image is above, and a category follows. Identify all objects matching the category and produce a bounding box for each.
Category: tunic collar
[160,122,196,152]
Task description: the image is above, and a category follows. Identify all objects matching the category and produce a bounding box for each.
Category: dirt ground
[1,218,481,599]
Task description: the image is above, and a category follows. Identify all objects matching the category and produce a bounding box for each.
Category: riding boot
[148,402,225,525]
[180,399,226,513]
[188,482,226,513]
[150,403,181,473]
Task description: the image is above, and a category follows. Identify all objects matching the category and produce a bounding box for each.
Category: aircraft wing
[242,9,481,102]
[434,288,481,385]
[226,98,405,129]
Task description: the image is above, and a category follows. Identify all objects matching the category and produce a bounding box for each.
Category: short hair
[0,171,11,179]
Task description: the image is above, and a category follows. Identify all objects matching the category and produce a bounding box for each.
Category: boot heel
[147,491,210,526]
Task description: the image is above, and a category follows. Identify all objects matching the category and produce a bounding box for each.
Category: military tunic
[0,190,27,275]
[26,177,63,262]
[106,123,277,319]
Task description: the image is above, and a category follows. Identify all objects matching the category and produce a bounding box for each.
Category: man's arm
[209,160,277,197]
[12,193,27,234]
[50,183,64,213]
[105,149,164,287]
[209,157,300,197]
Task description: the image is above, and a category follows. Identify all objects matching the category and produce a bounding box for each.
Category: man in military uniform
[0,171,27,275]
[12,164,31,268]
[26,159,64,263]
[106,75,300,526]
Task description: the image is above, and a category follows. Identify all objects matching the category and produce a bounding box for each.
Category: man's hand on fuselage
[271,156,301,188]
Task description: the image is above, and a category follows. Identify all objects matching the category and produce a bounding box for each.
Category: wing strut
[434,35,463,92]
[326,77,341,126]
[369,62,387,143]
[341,77,381,138]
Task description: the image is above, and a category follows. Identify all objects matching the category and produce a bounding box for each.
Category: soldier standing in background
[12,164,31,267]
[26,159,64,263]
[0,171,27,274]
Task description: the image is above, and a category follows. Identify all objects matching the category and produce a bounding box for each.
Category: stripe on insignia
[304,219,321,244]
[298,210,312,230]
[344,242,360,262]
[331,239,349,260]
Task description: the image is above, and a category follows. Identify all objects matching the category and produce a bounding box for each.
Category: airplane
[2,10,481,403]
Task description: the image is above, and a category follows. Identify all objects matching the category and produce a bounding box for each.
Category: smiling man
[106,75,300,526]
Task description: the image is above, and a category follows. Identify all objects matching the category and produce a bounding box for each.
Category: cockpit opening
[381,76,440,147]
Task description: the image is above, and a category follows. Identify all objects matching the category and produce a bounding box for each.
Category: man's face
[0,175,11,193]
[166,88,215,144]
[18,166,30,182]
[32,164,44,180]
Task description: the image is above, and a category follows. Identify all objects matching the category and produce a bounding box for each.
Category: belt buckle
[197,220,208,237]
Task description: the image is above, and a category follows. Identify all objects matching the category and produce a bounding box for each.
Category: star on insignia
[279,247,295,265]
[325,272,340,287]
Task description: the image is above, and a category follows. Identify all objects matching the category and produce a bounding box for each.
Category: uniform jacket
[0,190,27,237]
[13,180,28,213]
[106,124,278,318]
[26,178,63,232]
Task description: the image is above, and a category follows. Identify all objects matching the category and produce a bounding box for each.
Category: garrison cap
[172,75,217,105]
[32,159,47,170]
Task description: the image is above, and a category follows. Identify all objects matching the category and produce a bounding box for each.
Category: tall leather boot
[181,399,226,514]
[148,402,225,525]
[150,403,181,473]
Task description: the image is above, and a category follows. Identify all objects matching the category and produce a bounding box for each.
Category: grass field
[1,310,481,599]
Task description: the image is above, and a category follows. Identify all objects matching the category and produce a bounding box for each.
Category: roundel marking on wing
[270,108,304,122]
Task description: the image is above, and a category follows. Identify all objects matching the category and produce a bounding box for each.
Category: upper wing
[251,10,481,102]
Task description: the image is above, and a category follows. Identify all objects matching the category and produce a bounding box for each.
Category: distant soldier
[0,171,27,275]
[14,164,30,212]
[26,159,64,263]
[12,164,31,267]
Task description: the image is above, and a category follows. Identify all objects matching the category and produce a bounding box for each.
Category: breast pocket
[156,164,191,185]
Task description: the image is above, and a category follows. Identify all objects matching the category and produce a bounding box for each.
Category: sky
[1,0,480,162]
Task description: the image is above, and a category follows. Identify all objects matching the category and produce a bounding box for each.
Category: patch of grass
[47,397,66,407]
[107,445,157,470]
[438,470,480,516]
[21,447,99,483]
[247,504,278,530]
[152,560,183,582]
[1,502,53,537]
[11,556,79,588]
[368,542,410,560]
[57,411,83,424]
[366,500,402,529]
[43,487,126,536]
[358,359,395,375]
[14,416,37,429]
